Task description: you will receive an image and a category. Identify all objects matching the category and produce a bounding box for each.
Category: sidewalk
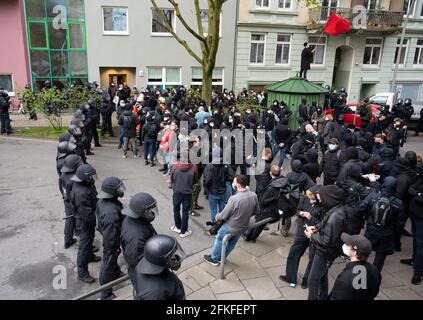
[116,221,423,300]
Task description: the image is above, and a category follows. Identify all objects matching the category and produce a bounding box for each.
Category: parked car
[368,92,423,121]
[325,103,381,128]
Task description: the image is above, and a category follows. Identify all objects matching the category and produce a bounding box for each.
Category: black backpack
[370,195,393,227]
[122,115,132,129]
[276,179,300,219]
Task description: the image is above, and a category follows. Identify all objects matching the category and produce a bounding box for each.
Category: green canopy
[266,77,329,130]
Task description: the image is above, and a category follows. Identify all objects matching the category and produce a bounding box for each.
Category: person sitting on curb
[204,175,259,265]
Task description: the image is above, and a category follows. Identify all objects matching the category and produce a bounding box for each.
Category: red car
[325,103,381,128]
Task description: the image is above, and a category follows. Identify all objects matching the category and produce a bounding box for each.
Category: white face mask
[310,199,317,204]
[325,117,329,121]
[342,244,350,257]
[328,144,337,151]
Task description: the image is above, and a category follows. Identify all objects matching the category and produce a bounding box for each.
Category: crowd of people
[52,80,423,301]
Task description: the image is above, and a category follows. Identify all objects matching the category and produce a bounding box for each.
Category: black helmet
[397,98,404,105]
[122,192,158,222]
[78,103,89,111]
[57,141,77,158]
[68,124,82,137]
[136,235,186,275]
[98,176,126,199]
[87,99,95,107]
[340,87,346,93]
[71,164,97,185]
[44,80,51,88]
[404,98,412,106]
[61,154,82,173]
[325,85,330,90]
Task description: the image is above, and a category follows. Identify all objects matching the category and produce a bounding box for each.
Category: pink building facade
[0,0,30,97]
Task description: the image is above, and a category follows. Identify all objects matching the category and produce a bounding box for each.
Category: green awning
[265,77,329,94]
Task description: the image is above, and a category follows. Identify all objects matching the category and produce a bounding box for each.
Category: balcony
[308,7,403,33]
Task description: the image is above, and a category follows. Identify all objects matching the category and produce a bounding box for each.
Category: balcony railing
[308,7,403,31]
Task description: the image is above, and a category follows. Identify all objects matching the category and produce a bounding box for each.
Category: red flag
[323,12,350,36]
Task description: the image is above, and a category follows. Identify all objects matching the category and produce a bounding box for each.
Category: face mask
[325,117,329,121]
[310,199,317,204]
[342,244,350,257]
[210,123,214,128]
[267,110,272,114]
[328,144,337,151]
[232,182,237,191]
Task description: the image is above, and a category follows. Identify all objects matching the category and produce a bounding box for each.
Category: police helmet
[57,141,77,157]
[136,235,186,275]
[97,176,126,199]
[122,192,158,222]
[68,124,82,137]
[71,164,97,184]
[404,98,412,106]
[61,154,82,173]
[396,98,404,105]
[87,99,95,107]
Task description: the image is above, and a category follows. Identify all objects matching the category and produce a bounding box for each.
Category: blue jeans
[173,193,191,234]
[144,138,156,161]
[272,145,288,168]
[119,127,124,146]
[208,193,226,223]
[224,182,233,204]
[211,225,240,262]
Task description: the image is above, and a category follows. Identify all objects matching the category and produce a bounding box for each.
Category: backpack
[122,115,132,129]
[144,122,158,139]
[276,180,300,219]
[370,195,393,227]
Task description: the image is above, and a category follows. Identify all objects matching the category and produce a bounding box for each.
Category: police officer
[121,192,158,285]
[59,154,82,249]
[70,164,101,283]
[68,124,87,164]
[96,177,126,300]
[134,235,186,300]
[0,88,11,135]
[56,141,78,176]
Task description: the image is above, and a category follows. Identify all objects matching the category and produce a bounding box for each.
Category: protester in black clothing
[303,149,320,183]
[336,147,365,189]
[254,148,273,202]
[298,98,309,125]
[300,42,314,80]
[100,91,114,137]
[305,185,346,300]
[291,133,315,165]
[273,118,293,168]
[320,138,341,185]
[330,233,381,300]
[0,89,11,135]
[279,185,324,288]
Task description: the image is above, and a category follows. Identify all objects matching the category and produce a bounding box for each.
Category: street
[0,134,422,300]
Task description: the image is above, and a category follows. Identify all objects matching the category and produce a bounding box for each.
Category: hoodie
[118,109,139,138]
[287,160,315,192]
[203,163,231,195]
[303,149,320,183]
[170,162,198,194]
[257,176,290,220]
[311,185,347,259]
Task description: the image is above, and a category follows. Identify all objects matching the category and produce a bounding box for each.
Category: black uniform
[121,217,157,284]
[59,172,76,246]
[0,92,11,134]
[70,181,98,278]
[133,268,185,300]
[96,198,124,299]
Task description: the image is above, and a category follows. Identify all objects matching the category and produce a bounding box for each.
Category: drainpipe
[231,0,240,92]
[391,0,415,101]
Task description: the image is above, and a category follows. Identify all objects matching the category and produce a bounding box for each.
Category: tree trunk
[202,66,213,106]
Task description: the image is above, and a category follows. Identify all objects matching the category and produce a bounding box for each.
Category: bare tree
[151,0,227,106]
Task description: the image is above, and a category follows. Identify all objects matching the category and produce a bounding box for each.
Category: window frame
[102,6,129,35]
[151,8,176,37]
[0,74,14,96]
[190,67,224,88]
[249,33,266,65]
[403,0,417,18]
[275,34,291,65]
[308,35,327,66]
[199,10,222,38]
[256,0,270,9]
[147,67,182,89]
[277,0,292,10]
[319,0,339,22]
[393,38,409,67]
[362,37,383,66]
[413,39,423,67]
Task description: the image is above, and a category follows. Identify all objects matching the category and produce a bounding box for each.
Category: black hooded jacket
[320,147,342,184]
[311,185,346,259]
[96,198,124,255]
[257,176,289,220]
[254,160,272,201]
[287,160,315,192]
[302,149,320,183]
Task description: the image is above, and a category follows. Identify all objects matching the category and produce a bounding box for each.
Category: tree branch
[194,0,209,53]
[169,0,207,44]
[151,0,203,64]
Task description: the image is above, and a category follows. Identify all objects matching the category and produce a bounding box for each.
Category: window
[48,21,67,49]
[0,75,13,94]
[250,34,266,64]
[200,10,209,35]
[278,0,291,9]
[29,22,47,48]
[256,0,270,8]
[275,34,291,64]
[147,67,181,90]
[364,0,379,10]
[363,38,383,65]
[414,39,423,65]
[308,36,326,65]
[394,38,409,65]
[403,0,416,16]
[320,0,338,21]
[69,23,85,49]
[67,0,85,21]
[103,7,128,34]
[26,0,45,19]
[152,9,175,35]
[398,83,422,103]
[191,67,224,90]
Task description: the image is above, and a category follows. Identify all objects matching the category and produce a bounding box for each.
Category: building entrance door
[109,74,127,86]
